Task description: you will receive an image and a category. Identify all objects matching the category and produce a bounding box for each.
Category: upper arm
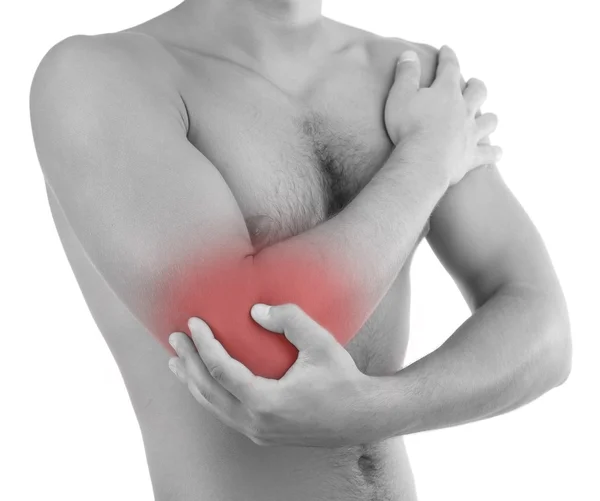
[426,164,561,310]
[408,42,560,309]
[30,33,351,379]
[30,33,255,340]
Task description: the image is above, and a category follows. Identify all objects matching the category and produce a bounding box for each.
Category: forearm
[373,284,571,438]
[253,139,449,341]
[157,139,450,379]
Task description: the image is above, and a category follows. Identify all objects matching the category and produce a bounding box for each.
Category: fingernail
[169,333,178,349]
[188,317,206,330]
[251,303,271,319]
[398,50,417,64]
[168,359,180,377]
[496,148,503,161]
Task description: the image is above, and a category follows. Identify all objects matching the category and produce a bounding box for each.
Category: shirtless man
[29,0,572,500]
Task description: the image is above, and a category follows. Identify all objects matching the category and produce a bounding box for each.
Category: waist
[139,405,416,501]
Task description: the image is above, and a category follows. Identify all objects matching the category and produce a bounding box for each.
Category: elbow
[539,334,571,392]
[549,323,572,388]
[512,318,571,408]
[535,293,573,392]
[507,283,572,399]
[547,291,572,388]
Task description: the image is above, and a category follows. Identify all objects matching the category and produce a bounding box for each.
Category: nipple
[245,214,274,251]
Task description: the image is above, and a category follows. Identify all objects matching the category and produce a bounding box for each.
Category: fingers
[168,357,187,382]
[434,45,461,88]
[391,50,422,98]
[250,303,337,355]
[168,331,241,418]
[475,113,498,140]
[186,318,260,402]
[474,144,503,167]
[463,77,487,115]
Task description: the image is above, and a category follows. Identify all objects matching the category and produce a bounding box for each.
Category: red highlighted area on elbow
[153,245,364,379]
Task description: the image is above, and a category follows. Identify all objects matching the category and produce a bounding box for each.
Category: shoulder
[365,34,439,87]
[30,31,188,135]
[30,31,185,113]
[329,19,440,88]
[34,30,182,77]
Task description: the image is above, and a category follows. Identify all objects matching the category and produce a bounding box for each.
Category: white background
[2,1,598,500]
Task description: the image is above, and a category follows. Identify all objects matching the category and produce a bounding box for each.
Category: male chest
[176,49,396,247]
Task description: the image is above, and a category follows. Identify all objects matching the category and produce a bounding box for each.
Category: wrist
[359,373,413,441]
[390,135,451,191]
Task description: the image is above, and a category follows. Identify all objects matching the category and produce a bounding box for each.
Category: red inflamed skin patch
[153,244,364,379]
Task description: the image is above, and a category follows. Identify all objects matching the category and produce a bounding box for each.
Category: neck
[240,0,323,25]
[180,0,326,60]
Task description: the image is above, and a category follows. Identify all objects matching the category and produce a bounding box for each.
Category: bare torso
[46,7,438,501]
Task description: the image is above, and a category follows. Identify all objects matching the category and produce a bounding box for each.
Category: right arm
[30,34,497,378]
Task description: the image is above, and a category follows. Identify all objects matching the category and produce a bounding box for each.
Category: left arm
[376,162,572,436]
[166,164,572,447]
[166,54,572,447]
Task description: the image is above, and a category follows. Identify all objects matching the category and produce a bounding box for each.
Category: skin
[166,47,503,447]
[30,0,572,499]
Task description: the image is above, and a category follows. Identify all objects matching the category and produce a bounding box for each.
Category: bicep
[31,35,261,350]
[426,164,559,310]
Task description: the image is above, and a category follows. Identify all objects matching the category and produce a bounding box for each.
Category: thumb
[250,303,336,353]
[391,50,421,98]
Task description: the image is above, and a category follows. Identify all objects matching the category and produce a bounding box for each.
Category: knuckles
[246,414,268,446]
[249,392,279,419]
[246,393,281,439]
[190,381,214,405]
[246,410,277,447]
[277,303,305,323]
[249,434,272,447]
[468,77,487,96]
[207,363,226,383]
